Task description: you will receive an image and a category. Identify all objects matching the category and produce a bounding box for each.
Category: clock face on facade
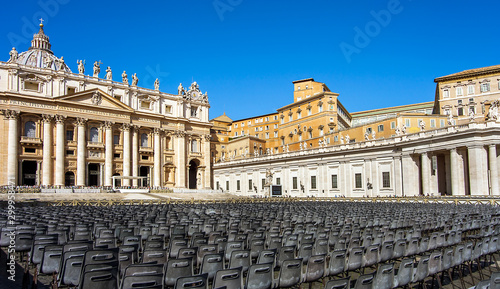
[189,89,201,100]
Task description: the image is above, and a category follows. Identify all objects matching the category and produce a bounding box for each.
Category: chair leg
[488,255,494,275]
[492,254,500,271]
[476,258,484,280]
[436,273,443,289]
[467,262,475,285]
[457,265,466,289]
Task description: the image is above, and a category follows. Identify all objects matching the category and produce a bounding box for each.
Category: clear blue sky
[2,0,498,121]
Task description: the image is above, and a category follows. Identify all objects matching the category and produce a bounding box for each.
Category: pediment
[54,88,134,112]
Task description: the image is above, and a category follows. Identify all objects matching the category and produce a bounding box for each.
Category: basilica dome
[7,22,71,73]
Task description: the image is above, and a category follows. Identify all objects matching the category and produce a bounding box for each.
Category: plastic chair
[257,249,277,267]
[393,239,406,259]
[122,263,163,277]
[213,267,244,289]
[246,262,274,289]
[324,277,351,289]
[120,274,163,289]
[58,250,86,287]
[224,241,244,262]
[379,241,394,263]
[298,243,314,264]
[277,258,302,288]
[80,270,118,289]
[302,254,326,285]
[412,254,430,285]
[490,271,500,289]
[328,249,347,277]
[200,253,224,281]
[362,245,379,268]
[229,250,251,273]
[141,249,167,264]
[174,273,208,289]
[393,258,413,288]
[373,262,394,289]
[353,273,374,289]
[40,245,63,274]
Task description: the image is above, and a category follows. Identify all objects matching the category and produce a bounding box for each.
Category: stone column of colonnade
[6,110,20,185]
[132,125,139,186]
[421,152,431,196]
[76,118,87,186]
[402,154,419,196]
[54,115,66,186]
[41,114,53,186]
[393,155,403,196]
[122,124,131,186]
[104,121,114,187]
[450,148,460,195]
[488,144,499,195]
[153,128,162,187]
[468,145,489,195]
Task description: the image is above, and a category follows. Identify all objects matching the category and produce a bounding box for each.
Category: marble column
[202,134,212,189]
[132,125,139,187]
[104,121,114,187]
[5,110,19,185]
[36,161,41,185]
[489,145,499,195]
[99,163,104,187]
[394,156,403,197]
[402,154,419,196]
[41,114,53,186]
[421,152,431,196]
[468,145,488,195]
[174,130,187,188]
[122,124,131,186]
[54,115,66,186]
[153,128,162,187]
[450,148,461,195]
[76,118,87,186]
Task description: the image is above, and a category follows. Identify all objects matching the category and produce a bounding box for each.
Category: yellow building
[211,79,448,162]
[213,72,499,197]
[434,64,500,124]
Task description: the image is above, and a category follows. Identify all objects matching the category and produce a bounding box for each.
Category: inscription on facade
[1,99,128,118]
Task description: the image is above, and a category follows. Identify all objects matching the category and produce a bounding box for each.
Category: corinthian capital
[153,127,163,135]
[103,121,114,129]
[174,130,186,138]
[75,117,88,126]
[41,114,53,123]
[54,115,67,124]
[1,109,20,120]
[122,123,131,131]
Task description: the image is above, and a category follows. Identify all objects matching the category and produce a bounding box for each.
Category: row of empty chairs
[1,201,499,288]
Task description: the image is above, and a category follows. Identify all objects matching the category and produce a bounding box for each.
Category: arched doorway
[188,160,199,189]
[65,172,75,186]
